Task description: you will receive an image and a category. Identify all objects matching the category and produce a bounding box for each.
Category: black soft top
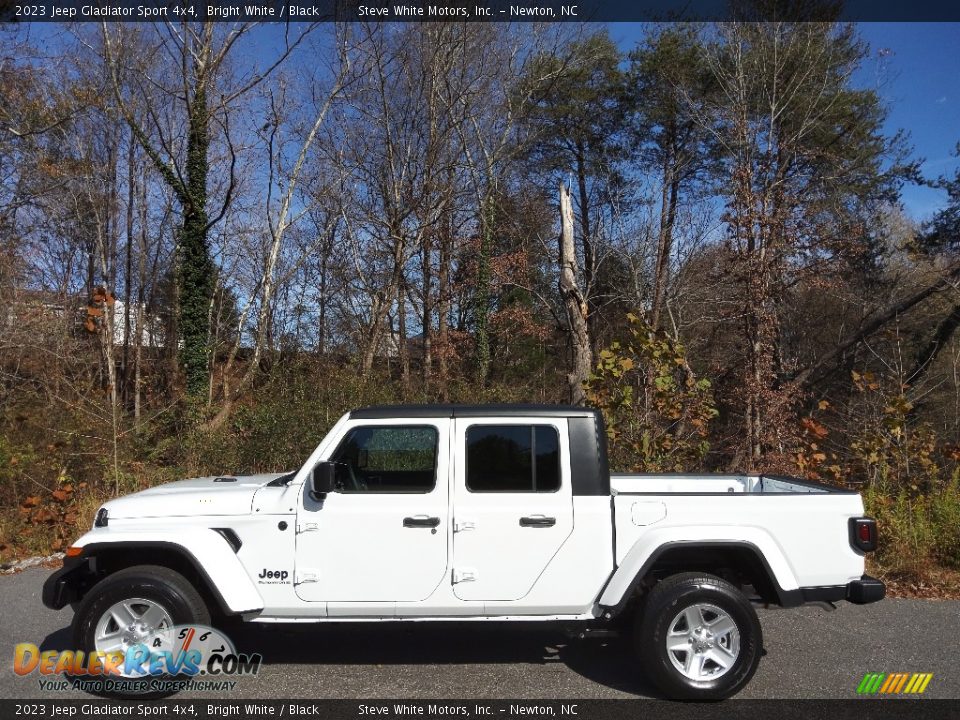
[350,404,599,419]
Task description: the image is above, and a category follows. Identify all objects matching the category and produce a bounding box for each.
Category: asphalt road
[2,568,958,700]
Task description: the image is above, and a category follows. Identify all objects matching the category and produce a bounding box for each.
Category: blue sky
[22,20,959,221]
[855,23,960,220]
[611,22,960,222]
[257,20,960,223]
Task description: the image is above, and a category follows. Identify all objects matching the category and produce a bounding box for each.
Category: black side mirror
[310,462,336,497]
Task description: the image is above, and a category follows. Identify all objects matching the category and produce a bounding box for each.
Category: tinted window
[534,426,560,491]
[329,426,438,493]
[466,425,560,493]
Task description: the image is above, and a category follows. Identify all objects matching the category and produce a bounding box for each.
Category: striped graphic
[857,672,934,695]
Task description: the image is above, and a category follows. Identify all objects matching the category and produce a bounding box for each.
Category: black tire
[71,565,210,698]
[635,572,762,700]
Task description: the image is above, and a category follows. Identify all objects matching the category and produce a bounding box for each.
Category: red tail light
[849,517,878,552]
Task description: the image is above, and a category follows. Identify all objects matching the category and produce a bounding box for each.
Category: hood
[103,472,290,519]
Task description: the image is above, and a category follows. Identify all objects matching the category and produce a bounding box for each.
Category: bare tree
[100,21,313,397]
[212,31,350,424]
[334,23,470,386]
[559,182,592,404]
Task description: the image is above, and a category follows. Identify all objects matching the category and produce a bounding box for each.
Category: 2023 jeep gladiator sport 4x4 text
[43,404,884,699]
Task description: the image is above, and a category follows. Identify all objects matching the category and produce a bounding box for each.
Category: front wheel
[71,565,210,697]
[635,572,762,700]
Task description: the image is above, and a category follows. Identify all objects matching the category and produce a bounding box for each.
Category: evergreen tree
[627,24,719,330]
[521,32,630,336]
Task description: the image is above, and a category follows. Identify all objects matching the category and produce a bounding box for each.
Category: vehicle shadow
[227,620,663,698]
[39,621,663,698]
[39,625,72,654]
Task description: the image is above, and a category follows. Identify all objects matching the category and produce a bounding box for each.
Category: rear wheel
[635,572,762,700]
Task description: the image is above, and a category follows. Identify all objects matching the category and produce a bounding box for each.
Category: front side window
[329,426,438,493]
[466,425,560,493]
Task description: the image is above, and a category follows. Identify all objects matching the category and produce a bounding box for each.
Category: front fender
[598,526,800,610]
[44,527,263,615]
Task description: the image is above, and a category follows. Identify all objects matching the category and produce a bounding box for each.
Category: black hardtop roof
[349,403,600,419]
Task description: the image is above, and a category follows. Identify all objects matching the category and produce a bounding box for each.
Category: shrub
[585,313,717,472]
[931,473,960,570]
[799,371,960,576]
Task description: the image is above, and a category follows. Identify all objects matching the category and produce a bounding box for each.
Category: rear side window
[466,425,560,493]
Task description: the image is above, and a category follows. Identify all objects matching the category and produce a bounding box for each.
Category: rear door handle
[519,516,556,528]
[403,516,441,528]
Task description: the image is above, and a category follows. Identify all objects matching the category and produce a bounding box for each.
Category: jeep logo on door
[258,569,289,584]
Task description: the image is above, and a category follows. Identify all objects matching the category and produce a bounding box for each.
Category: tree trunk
[178,81,214,397]
[575,143,597,338]
[474,195,493,386]
[559,182,592,405]
[397,279,410,396]
[317,228,331,355]
[438,217,451,401]
[651,148,679,331]
[421,230,433,390]
[122,135,135,408]
[134,165,149,423]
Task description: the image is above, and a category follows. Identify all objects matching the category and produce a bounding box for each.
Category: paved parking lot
[2,568,958,699]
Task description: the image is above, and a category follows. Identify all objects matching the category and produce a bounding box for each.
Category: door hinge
[294,569,319,585]
[452,568,477,584]
[453,519,475,533]
[296,522,319,533]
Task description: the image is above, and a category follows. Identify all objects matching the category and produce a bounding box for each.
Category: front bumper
[42,556,93,610]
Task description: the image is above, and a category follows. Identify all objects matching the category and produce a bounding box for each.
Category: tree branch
[907,301,960,385]
[793,262,960,387]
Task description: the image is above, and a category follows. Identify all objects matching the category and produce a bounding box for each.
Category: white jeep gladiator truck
[44,404,883,699]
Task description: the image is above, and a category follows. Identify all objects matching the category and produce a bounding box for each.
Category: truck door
[451,418,574,601]
[294,419,450,603]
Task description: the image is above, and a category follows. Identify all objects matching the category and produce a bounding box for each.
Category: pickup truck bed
[605,473,878,609]
[611,473,850,494]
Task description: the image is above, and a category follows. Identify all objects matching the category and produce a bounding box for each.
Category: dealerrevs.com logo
[13,625,261,694]
[857,673,934,696]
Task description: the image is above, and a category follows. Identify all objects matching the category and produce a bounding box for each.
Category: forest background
[2,9,960,596]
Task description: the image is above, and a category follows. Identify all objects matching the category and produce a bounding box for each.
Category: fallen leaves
[878,566,960,601]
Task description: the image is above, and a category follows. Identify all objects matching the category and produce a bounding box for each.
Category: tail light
[849,517,878,552]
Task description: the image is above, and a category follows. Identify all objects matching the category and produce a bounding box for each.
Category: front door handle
[403,516,441,528]
[519,515,556,528]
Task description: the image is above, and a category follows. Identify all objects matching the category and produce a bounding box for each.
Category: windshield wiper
[267,471,296,487]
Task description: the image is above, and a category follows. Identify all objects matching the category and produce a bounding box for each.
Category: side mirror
[310,462,336,497]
